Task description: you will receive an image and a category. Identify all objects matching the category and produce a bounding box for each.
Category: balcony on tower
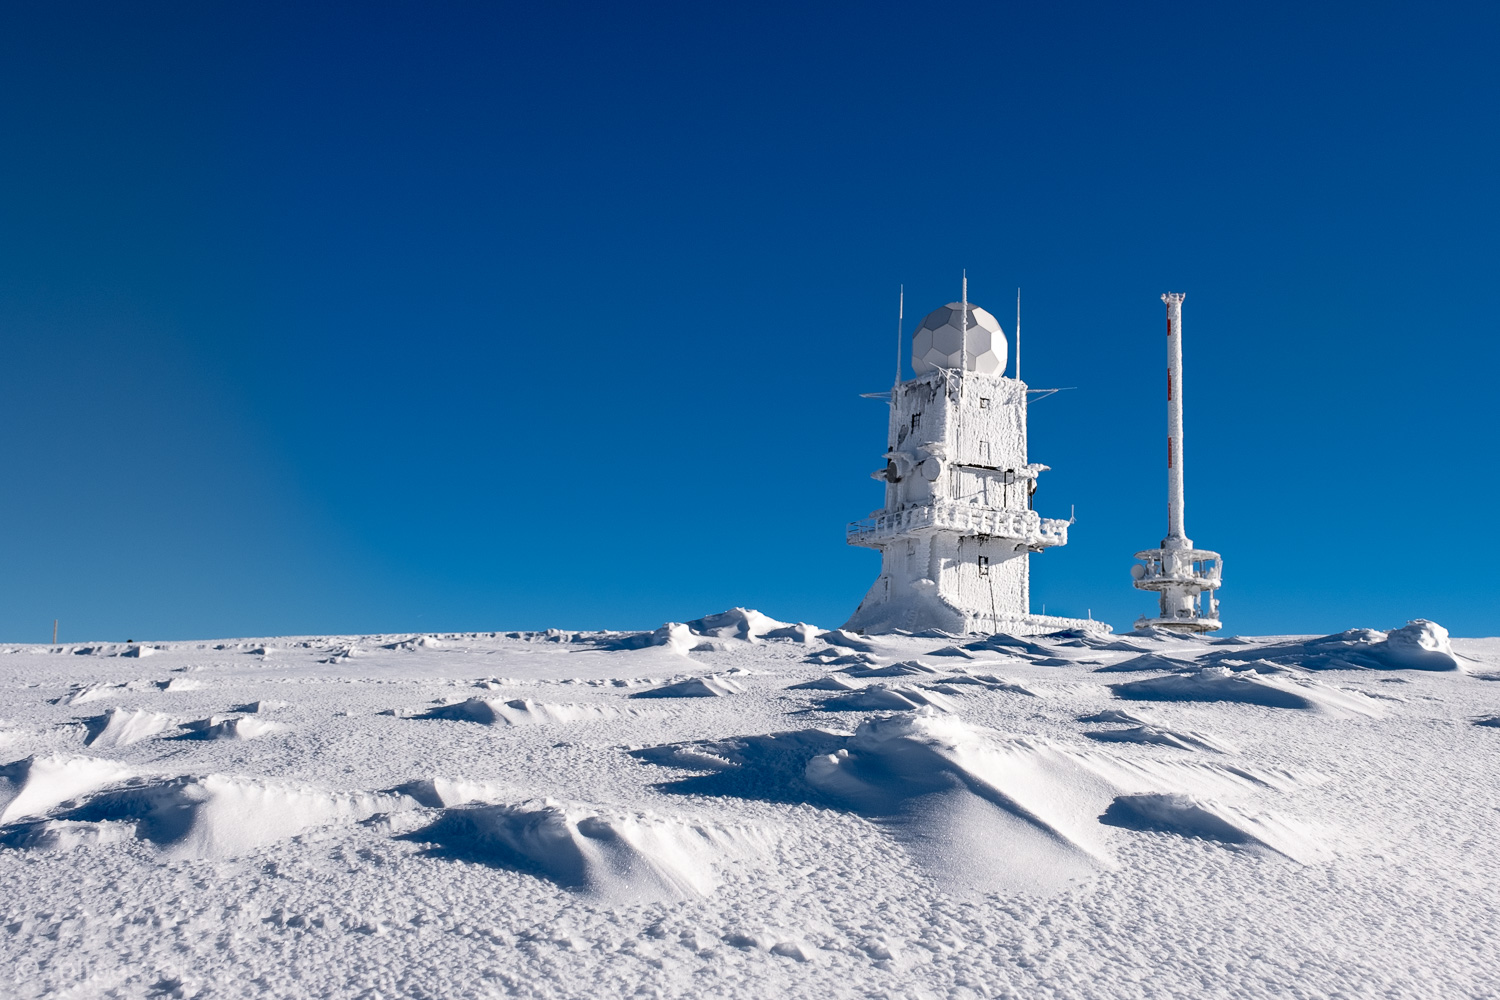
[1131,547,1222,631]
[847,501,1070,550]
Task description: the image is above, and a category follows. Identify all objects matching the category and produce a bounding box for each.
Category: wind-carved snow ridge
[1085,725,1238,754]
[414,698,632,725]
[806,649,881,668]
[177,715,284,741]
[1078,706,1237,751]
[841,660,942,678]
[636,711,1323,896]
[686,609,818,643]
[54,678,202,705]
[817,684,957,712]
[82,708,176,748]
[46,775,413,859]
[934,674,1041,696]
[964,634,1067,658]
[1101,793,1330,863]
[1111,666,1385,717]
[401,798,771,901]
[384,635,445,651]
[0,755,133,824]
[594,609,822,655]
[786,674,864,692]
[1094,653,1201,674]
[631,675,744,699]
[320,643,363,663]
[394,778,514,808]
[1,818,137,852]
[1201,620,1464,672]
[817,630,883,653]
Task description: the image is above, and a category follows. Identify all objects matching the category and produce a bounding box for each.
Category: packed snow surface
[1,619,1498,998]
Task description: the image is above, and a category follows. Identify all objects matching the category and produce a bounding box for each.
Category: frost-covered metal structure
[844,293,1105,636]
[1131,292,1222,632]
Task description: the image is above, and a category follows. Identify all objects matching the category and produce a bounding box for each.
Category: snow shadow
[1100,792,1327,863]
[634,711,1324,894]
[631,729,850,805]
[1200,620,1463,672]
[49,775,404,858]
[1110,667,1383,717]
[397,799,768,901]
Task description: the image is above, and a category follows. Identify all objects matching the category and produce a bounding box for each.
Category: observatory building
[843,292,1106,636]
[1130,292,1223,632]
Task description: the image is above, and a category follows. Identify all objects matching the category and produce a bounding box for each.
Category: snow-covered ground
[2,611,1498,999]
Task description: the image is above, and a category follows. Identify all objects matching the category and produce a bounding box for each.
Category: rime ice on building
[843,294,1105,636]
[1130,292,1223,632]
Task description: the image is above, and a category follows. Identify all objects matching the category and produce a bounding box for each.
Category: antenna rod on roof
[961,270,969,373]
[894,285,903,389]
[1015,287,1021,385]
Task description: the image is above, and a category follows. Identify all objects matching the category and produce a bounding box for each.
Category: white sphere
[911,302,1008,375]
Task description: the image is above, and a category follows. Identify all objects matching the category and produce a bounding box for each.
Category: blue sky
[0,2,1495,641]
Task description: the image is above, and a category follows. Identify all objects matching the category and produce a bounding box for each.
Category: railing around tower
[846,502,1069,548]
[1130,549,1222,593]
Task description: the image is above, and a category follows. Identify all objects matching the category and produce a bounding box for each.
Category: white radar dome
[911,302,1008,375]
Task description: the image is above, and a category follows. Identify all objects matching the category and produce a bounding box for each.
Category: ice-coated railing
[847,502,1069,547]
[1131,550,1222,592]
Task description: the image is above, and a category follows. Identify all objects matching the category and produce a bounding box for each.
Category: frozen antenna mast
[1130,292,1223,632]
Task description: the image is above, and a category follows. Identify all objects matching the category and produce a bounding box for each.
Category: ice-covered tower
[1131,292,1223,632]
[844,293,1103,636]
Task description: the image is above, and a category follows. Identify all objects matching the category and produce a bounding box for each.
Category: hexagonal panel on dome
[932,325,963,355]
[910,301,1009,374]
[970,306,1002,333]
[911,328,933,359]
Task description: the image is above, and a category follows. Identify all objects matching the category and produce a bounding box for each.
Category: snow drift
[177,716,283,741]
[1085,725,1237,753]
[1203,620,1463,672]
[817,684,957,712]
[631,676,743,699]
[82,708,175,748]
[0,755,132,824]
[403,798,769,901]
[596,609,818,654]
[55,774,411,859]
[1101,792,1328,862]
[801,712,1314,894]
[640,711,1319,896]
[0,818,136,852]
[1094,653,1199,674]
[931,674,1039,696]
[415,698,626,725]
[786,674,863,692]
[1111,667,1383,717]
[841,661,942,678]
[685,609,813,643]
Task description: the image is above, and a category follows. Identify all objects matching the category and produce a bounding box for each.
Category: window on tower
[911,412,921,432]
[979,397,990,409]
[978,555,990,576]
